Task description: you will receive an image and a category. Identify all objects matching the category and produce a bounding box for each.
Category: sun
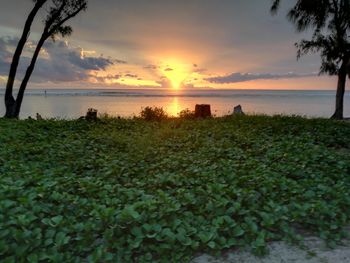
[161,60,191,89]
[165,70,187,89]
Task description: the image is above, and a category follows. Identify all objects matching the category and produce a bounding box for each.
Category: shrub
[140,106,168,121]
[178,108,196,120]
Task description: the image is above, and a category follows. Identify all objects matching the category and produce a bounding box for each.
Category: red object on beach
[195,104,211,118]
[86,108,98,121]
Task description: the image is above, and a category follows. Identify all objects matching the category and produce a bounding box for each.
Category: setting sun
[161,60,191,89]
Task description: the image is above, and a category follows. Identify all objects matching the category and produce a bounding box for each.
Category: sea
[0,89,349,119]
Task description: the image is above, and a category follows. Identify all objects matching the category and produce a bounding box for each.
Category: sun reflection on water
[167,97,180,116]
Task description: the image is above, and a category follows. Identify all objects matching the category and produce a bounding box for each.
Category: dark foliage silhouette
[272,0,350,119]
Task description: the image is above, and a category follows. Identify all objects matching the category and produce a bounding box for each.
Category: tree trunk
[4,0,47,118]
[331,66,347,120]
[14,36,46,118]
[4,98,17,119]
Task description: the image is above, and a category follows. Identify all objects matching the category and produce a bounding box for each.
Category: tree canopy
[272,0,350,76]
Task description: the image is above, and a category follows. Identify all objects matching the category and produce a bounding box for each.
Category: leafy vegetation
[178,109,196,120]
[139,107,168,121]
[0,115,350,262]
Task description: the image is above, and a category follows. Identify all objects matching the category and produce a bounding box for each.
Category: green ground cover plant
[0,115,350,262]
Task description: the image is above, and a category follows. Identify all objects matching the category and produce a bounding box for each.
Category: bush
[140,106,168,121]
[178,108,196,120]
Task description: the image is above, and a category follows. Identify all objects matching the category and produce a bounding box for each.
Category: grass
[0,115,350,262]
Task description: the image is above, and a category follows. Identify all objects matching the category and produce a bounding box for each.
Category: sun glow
[161,60,191,89]
[168,97,180,116]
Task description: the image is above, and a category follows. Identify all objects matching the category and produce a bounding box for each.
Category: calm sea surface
[0,89,349,119]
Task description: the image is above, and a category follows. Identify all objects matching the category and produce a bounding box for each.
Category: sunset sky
[0,0,340,90]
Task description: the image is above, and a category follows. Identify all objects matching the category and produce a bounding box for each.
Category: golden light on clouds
[121,78,159,87]
[161,60,192,89]
[78,52,330,91]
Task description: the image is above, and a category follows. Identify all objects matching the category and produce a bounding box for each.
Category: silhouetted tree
[272,0,350,119]
[4,0,87,118]
[4,0,48,118]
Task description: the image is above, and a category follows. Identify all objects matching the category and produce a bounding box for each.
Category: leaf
[198,232,214,243]
[208,241,216,249]
[51,215,63,226]
[130,238,143,249]
[120,206,141,221]
[55,232,70,246]
[27,254,38,263]
[233,226,245,237]
[131,227,143,238]
[255,232,266,247]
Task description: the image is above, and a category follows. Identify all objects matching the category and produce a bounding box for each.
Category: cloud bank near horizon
[205,72,319,84]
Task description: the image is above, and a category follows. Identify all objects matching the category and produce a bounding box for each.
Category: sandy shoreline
[193,234,350,263]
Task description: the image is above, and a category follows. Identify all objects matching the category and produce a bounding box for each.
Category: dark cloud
[67,53,113,71]
[43,40,114,71]
[194,68,207,74]
[93,74,121,83]
[164,67,173,71]
[0,37,14,75]
[205,72,318,84]
[114,59,127,64]
[0,36,118,83]
[144,64,158,70]
[124,73,138,78]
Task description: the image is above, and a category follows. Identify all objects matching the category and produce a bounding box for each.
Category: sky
[0,0,340,90]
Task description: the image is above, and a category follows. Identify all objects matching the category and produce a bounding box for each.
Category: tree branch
[47,3,87,37]
[44,0,67,35]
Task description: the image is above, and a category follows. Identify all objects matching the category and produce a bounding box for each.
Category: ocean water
[0,89,349,119]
